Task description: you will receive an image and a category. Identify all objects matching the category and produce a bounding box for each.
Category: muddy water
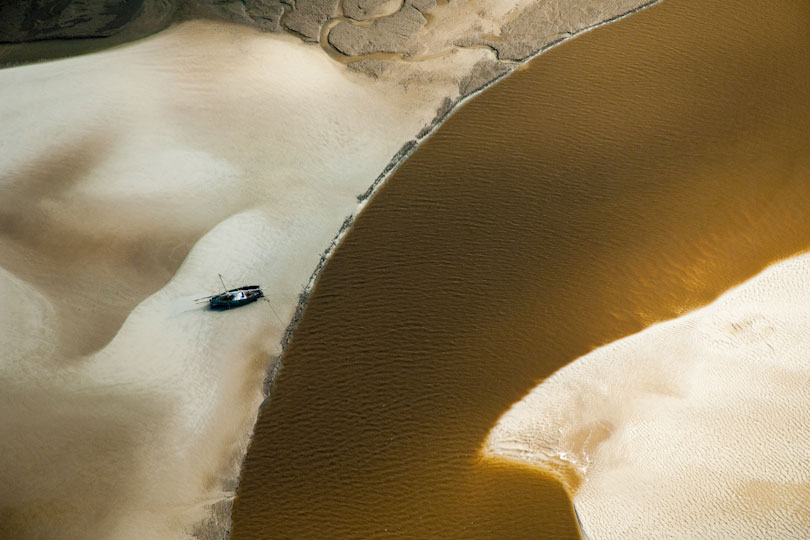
[231,0,810,537]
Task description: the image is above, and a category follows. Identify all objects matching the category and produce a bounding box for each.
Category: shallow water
[232,0,810,537]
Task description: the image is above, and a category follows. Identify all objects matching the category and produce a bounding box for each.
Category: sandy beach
[0,20,466,539]
[0,0,661,537]
[487,252,810,538]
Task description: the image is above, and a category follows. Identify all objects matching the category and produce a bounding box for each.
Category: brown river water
[231,0,810,537]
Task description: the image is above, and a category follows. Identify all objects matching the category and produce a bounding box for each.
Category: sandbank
[486,252,810,538]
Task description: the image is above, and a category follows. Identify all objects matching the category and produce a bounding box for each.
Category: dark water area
[232,0,810,537]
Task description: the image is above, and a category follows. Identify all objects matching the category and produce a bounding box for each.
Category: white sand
[0,21,488,539]
[486,252,810,539]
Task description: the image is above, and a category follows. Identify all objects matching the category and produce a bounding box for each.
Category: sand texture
[0,0,658,537]
[0,21,445,540]
[487,253,810,538]
[2,0,658,100]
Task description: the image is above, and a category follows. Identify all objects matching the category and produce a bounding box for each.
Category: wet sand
[232,0,810,537]
[0,21,467,539]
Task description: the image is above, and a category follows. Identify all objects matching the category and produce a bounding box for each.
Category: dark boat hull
[209,286,264,310]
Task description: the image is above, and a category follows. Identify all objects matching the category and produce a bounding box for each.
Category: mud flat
[0,0,661,538]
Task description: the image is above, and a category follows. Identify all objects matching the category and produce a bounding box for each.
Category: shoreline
[229,1,668,537]
[486,250,810,537]
[267,0,668,366]
[0,1,666,537]
[232,0,810,535]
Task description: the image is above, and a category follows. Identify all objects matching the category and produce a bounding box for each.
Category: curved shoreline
[234,1,666,537]
[0,1,666,538]
[258,0,666,408]
[232,0,810,535]
[274,0,666,356]
[486,250,810,538]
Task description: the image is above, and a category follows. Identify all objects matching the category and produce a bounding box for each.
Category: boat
[196,275,265,310]
[209,285,264,310]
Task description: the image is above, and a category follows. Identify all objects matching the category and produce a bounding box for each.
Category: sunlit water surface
[232,0,810,537]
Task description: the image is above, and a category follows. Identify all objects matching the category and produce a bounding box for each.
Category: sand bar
[487,252,810,538]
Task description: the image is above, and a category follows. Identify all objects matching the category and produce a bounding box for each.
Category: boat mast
[218,273,229,294]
